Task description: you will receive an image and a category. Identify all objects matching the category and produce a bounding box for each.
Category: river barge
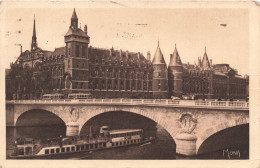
[8,126,155,159]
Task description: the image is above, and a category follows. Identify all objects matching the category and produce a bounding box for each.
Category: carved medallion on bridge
[70,108,79,122]
[179,113,197,134]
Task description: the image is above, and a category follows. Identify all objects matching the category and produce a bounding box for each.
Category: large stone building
[5,9,249,100]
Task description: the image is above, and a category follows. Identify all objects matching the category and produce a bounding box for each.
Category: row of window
[89,80,152,91]
[44,139,141,155]
[183,81,209,94]
[44,143,105,155]
[42,55,65,63]
[110,131,142,138]
[90,58,151,68]
[183,70,211,78]
[68,45,87,58]
[91,69,152,79]
[111,139,140,147]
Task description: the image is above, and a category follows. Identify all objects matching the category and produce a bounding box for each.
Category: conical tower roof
[169,44,182,66]
[71,8,78,19]
[152,41,166,64]
[201,47,210,69]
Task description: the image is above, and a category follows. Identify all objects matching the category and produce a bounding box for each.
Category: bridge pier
[175,133,197,156]
[66,122,80,136]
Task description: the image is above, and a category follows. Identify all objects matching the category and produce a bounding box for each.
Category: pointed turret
[169,44,182,66]
[201,46,210,69]
[70,8,78,30]
[152,41,168,99]
[31,15,38,50]
[198,56,202,67]
[152,41,166,64]
[71,8,78,19]
[168,44,183,98]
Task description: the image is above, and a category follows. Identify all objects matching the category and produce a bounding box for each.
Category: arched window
[114,69,118,78]
[108,80,112,89]
[120,80,124,90]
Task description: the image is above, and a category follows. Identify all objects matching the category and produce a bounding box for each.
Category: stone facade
[5,9,249,100]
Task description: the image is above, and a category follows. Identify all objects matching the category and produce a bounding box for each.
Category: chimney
[119,49,122,57]
[126,50,129,58]
[137,52,140,59]
[210,59,212,67]
[110,47,114,56]
[89,45,92,54]
[20,45,22,54]
[147,51,151,60]
[84,25,87,33]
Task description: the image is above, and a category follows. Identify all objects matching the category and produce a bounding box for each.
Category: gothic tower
[31,15,38,51]
[168,44,183,98]
[64,9,90,94]
[201,46,213,98]
[152,41,168,99]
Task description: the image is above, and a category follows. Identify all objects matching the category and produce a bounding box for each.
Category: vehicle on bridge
[8,126,155,159]
[68,93,92,99]
[42,93,93,100]
[43,94,64,100]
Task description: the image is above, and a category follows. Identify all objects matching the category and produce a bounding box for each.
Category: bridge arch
[196,117,249,154]
[15,109,66,127]
[77,108,178,143]
[197,124,249,157]
[14,106,69,127]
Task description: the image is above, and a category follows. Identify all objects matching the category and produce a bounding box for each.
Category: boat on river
[8,126,155,159]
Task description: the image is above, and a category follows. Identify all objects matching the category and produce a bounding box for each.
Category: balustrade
[6,99,249,109]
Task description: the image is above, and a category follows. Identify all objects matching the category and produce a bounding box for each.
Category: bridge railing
[9,99,249,110]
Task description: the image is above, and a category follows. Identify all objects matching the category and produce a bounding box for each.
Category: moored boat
[8,126,155,159]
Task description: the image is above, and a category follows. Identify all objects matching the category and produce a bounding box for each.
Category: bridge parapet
[6,99,249,110]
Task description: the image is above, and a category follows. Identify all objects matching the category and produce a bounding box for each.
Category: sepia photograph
[1,1,259,167]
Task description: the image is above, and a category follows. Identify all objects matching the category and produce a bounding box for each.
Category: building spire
[31,15,38,50]
[72,8,78,19]
[201,46,210,69]
[70,8,78,30]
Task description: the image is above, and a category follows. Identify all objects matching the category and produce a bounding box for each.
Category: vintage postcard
[0,1,259,168]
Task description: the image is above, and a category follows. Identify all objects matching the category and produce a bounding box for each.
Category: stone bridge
[6,99,249,156]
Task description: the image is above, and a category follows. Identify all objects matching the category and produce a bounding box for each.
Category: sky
[1,6,249,75]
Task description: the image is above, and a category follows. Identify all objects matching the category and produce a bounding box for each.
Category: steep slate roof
[71,8,78,19]
[214,71,227,77]
[152,42,166,64]
[53,47,66,55]
[65,28,89,37]
[90,47,147,61]
[169,44,182,66]
[89,47,150,67]
[201,47,210,69]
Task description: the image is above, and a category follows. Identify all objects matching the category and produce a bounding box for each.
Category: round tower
[168,44,183,98]
[152,41,168,99]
